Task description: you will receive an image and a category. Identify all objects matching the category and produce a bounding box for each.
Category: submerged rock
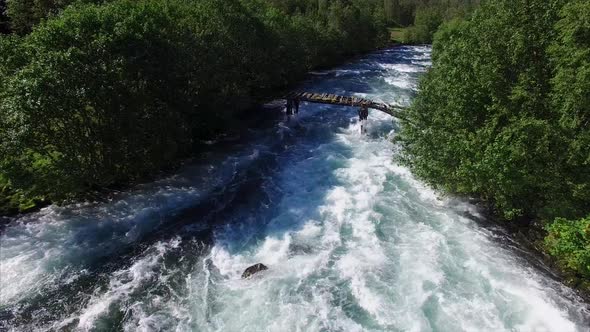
[241,263,268,279]
[289,243,313,256]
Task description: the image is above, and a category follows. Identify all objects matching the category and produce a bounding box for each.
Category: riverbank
[499,217,590,303]
[467,200,590,304]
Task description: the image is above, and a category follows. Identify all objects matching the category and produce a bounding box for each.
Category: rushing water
[1,46,589,331]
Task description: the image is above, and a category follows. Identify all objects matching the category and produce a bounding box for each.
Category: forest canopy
[0,0,480,214]
[0,0,391,214]
[398,0,590,280]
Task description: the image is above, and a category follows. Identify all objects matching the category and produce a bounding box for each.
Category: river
[1,46,589,331]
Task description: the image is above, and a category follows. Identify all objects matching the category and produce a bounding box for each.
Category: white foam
[295,221,322,240]
[412,60,433,67]
[384,76,417,90]
[0,146,257,306]
[380,63,426,73]
[75,238,181,331]
[191,46,587,332]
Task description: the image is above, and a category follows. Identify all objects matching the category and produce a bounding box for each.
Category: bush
[0,174,38,215]
[545,216,590,278]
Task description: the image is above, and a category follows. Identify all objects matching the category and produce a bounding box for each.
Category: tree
[549,0,590,218]
[0,0,388,209]
[398,0,589,280]
[398,0,575,220]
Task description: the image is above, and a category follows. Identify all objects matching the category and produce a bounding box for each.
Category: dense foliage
[545,216,590,279]
[0,0,388,213]
[401,0,478,44]
[399,0,590,279]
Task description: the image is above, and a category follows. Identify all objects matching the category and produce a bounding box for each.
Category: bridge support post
[294,97,300,114]
[359,105,369,134]
[285,99,293,121]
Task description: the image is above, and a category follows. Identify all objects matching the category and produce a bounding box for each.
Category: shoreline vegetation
[398,0,590,296]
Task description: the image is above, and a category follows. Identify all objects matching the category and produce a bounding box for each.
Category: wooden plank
[283,91,406,117]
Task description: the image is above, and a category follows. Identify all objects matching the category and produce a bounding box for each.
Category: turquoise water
[1,46,589,331]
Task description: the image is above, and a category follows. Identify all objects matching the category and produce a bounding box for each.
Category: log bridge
[285,92,406,119]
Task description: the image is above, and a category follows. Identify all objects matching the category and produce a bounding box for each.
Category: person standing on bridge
[285,99,294,121]
[294,97,300,114]
[358,105,369,134]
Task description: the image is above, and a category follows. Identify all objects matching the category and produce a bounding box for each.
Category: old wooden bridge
[285,92,406,119]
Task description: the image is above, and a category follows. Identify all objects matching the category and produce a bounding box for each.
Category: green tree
[1,0,194,199]
[0,0,388,210]
[548,0,590,218]
[403,5,444,43]
[398,0,589,280]
[6,0,85,34]
[399,0,572,220]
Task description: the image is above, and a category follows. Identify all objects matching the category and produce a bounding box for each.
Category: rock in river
[242,263,268,279]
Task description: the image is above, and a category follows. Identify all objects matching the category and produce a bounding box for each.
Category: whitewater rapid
[1,46,589,331]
